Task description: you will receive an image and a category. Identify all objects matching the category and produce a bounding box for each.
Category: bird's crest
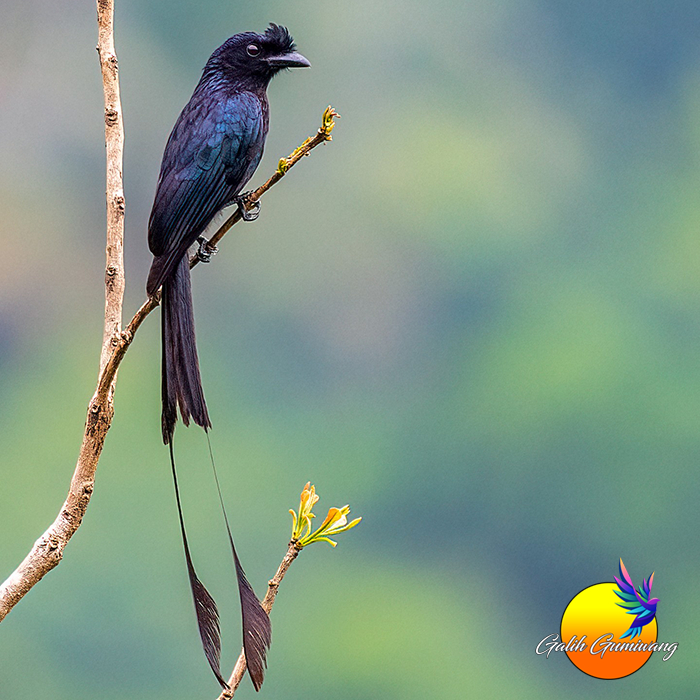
[264,24,296,53]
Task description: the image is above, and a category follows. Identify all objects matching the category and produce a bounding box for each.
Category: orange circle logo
[537,560,677,677]
[560,582,657,678]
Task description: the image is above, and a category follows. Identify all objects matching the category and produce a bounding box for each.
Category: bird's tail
[161,254,211,444]
[168,442,227,688]
[159,254,270,689]
[205,434,272,691]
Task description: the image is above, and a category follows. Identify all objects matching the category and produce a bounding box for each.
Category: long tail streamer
[168,441,227,688]
[205,432,272,691]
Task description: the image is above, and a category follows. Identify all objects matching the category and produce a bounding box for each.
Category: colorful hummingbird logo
[614,559,659,640]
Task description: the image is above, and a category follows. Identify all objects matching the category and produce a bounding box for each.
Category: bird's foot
[236,193,261,222]
[196,235,218,263]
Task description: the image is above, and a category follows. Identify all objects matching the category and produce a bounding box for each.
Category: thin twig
[0,102,339,620]
[0,0,125,622]
[217,542,302,700]
[191,106,339,270]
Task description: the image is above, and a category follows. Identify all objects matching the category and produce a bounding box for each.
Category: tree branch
[190,105,339,271]
[0,10,339,623]
[96,0,126,376]
[216,541,302,699]
[0,0,125,622]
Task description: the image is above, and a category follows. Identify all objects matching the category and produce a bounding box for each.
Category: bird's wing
[147,90,264,293]
[614,559,655,615]
[640,571,655,600]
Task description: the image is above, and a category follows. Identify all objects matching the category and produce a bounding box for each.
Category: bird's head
[207,24,310,88]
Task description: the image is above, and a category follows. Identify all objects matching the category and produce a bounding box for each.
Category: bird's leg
[236,192,261,222]
[196,235,218,263]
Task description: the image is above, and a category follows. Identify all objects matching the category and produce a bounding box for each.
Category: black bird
[146,25,310,689]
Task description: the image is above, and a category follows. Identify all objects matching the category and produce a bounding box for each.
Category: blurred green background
[1,0,699,697]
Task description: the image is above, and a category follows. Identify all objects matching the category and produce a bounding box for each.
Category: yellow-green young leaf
[289,483,361,547]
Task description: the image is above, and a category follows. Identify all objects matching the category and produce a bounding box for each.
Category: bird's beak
[266,51,311,69]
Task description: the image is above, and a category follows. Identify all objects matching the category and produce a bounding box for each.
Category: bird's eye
[246,44,261,57]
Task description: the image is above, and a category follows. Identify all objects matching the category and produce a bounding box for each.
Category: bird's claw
[236,193,260,222]
[196,235,218,263]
